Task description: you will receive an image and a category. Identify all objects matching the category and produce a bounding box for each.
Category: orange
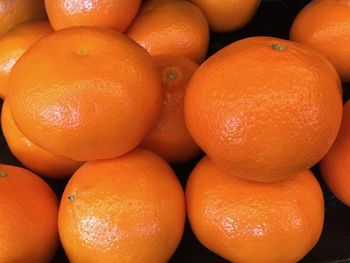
[0,0,46,36]
[141,55,201,163]
[0,21,52,99]
[190,0,261,32]
[126,0,209,63]
[186,156,324,263]
[45,0,141,32]
[0,164,59,263]
[7,26,162,161]
[59,148,186,263]
[290,0,350,82]
[184,36,343,182]
[320,100,350,206]
[1,100,83,179]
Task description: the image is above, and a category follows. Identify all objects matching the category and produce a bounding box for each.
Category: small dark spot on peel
[0,171,7,177]
[68,192,77,201]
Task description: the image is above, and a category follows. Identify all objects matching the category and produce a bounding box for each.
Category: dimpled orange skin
[141,55,201,163]
[45,0,141,32]
[190,0,261,32]
[320,100,350,206]
[126,0,209,64]
[185,36,343,182]
[0,21,52,99]
[59,148,186,263]
[1,100,83,179]
[0,164,59,263]
[186,156,325,263]
[7,26,162,161]
[0,0,46,36]
[290,0,350,82]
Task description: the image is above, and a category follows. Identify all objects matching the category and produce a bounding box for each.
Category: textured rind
[1,100,83,178]
[290,0,350,82]
[186,156,325,263]
[184,36,343,182]
[8,26,162,161]
[0,21,53,98]
[141,55,201,163]
[126,0,209,63]
[320,100,350,206]
[0,164,59,263]
[190,0,261,32]
[59,148,186,263]
[45,0,141,32]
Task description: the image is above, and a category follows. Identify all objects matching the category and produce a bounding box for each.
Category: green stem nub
[272,44,285,51]
[167,70,177,80]
[0,171,7,177]
[79,49,88,56]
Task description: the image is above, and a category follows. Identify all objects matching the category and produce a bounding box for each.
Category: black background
[1,0,350,262]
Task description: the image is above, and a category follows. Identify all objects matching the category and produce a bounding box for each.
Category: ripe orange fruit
[1,100,83,179]
[290,0,350,82]
[190,0,261,32]
[0,164,59,263]
[0,21,52,99]
[7,26,162,161]
[320,100,350,206]
[0,0,46,36]
[141,55,201,163]
[45,0,141,32]
[126,0,209,63]
[186,156,324,263]
[184,36,343,182]
[59,148,186,263]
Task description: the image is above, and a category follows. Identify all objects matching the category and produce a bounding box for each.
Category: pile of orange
[0,0,349,262]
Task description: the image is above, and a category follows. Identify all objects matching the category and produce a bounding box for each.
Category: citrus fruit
[45,0,141,32]
[141,55,201,163]
[0,0,46,36]
[0,20,52,99]
[7,26,162,161]
[190,0,261,32]
[1,100,83,179]
[126,0,209,63]
[59,148,185,263]
[184,36,343,182]
[320,100,350,206]
[290,0,350,82]
[186,156,324,263]
[0,164,59,263]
